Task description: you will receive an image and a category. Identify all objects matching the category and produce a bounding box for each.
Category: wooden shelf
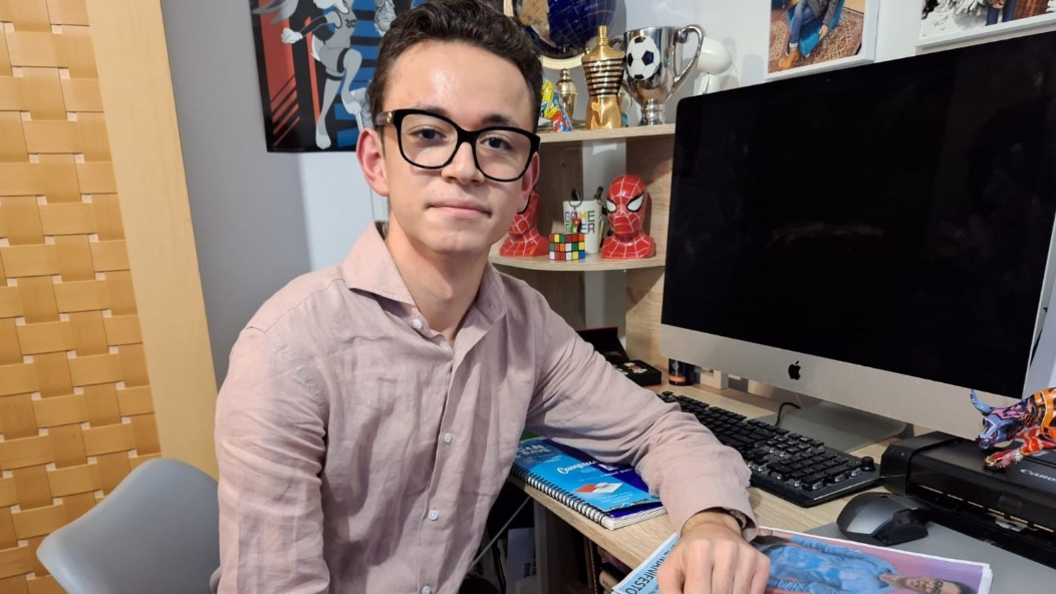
[490,252,665,271]
[538,123,675,145]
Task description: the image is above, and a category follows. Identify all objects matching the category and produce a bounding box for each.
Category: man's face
[903,576,962,594]
[358,41,539,262]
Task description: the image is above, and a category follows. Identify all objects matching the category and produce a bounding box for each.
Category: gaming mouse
[837,492,929,546]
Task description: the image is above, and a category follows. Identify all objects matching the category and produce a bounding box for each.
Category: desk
[513,381,889,592]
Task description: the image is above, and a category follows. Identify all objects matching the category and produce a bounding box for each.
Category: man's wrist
[682,507,747,535]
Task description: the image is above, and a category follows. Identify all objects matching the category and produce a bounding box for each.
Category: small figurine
[971,389,1056,469]
[601,174,655,260]
[499,188,548,257]
[539,78,573,133]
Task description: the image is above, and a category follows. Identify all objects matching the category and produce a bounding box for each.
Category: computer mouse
[836,492,929,546]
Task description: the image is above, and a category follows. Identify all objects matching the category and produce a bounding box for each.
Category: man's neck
[385,232,487,345]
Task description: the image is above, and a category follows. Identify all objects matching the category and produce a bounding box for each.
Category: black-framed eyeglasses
[374,109,540,183]
[926,579,944,594]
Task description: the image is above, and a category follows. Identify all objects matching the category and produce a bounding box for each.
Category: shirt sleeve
[823,0,839,27]
[215,328,330,594]
[769,578,849,594]
[790,535,867,559]
[523,302,754,537]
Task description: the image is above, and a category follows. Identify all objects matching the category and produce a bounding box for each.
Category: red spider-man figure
[602,174,655,259]
[499,188,548,257]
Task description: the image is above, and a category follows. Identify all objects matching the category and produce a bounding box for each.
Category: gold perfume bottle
[582,26,624,130]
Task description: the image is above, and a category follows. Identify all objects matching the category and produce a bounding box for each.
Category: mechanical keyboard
[658,391,880,507]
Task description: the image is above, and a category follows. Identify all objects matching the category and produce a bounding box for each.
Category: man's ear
[519,152,541,201]
[357,127,390,197]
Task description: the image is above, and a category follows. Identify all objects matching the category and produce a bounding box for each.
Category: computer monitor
[660,31,1056,441]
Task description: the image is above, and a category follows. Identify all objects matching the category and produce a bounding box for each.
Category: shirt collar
[341,222,507,322]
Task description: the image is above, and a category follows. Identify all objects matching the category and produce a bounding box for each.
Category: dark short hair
[368,0,542,126]
[946,580,976,594]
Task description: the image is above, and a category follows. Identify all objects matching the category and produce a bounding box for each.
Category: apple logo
[788,360,801,381]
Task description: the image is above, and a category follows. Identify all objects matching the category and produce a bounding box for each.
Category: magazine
[511,436,665,530]
[613,527,993,594]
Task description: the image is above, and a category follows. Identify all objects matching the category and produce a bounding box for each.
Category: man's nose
[442,141,483,183]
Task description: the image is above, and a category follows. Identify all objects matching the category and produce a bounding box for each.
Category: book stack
[511,436,665,530]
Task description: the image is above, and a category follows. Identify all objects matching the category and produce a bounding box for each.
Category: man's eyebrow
[409,105,521,128]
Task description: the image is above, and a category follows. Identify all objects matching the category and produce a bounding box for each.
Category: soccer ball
[625,35,660,81]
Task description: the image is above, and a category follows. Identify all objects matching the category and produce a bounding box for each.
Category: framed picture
[248,0,428,152]
[919,0,1056,48]
[767,0,880,80]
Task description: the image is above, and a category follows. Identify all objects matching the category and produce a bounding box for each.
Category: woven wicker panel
[0,1,162,591]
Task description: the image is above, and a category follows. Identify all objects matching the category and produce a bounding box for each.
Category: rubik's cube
[549,233,586,261]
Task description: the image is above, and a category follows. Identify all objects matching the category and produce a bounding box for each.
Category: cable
[470,494,532,568]
[775,401,801,428]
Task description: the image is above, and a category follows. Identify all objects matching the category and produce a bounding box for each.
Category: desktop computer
[661,30,1056,441]
[656,28,1056,562]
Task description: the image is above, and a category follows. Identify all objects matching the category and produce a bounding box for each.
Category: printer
[882,432,1056,569]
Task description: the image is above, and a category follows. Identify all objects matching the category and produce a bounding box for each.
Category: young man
[215,1,768,592]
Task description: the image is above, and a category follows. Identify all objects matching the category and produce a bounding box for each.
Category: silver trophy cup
[622,25,704,125]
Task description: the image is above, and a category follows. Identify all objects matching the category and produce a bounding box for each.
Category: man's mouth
[432,201,489,216]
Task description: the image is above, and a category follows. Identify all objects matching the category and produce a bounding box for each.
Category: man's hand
[819,24,830,39]
[657,511,770,594]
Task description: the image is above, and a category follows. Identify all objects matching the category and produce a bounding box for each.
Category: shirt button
[422,587,432,594]
[443,433,453,444]
[428,509,439,521]
[411,318,423,330]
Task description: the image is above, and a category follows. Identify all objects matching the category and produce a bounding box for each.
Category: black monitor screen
[663,32,1056,398]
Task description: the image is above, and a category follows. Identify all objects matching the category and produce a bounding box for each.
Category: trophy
[623,25,704,125]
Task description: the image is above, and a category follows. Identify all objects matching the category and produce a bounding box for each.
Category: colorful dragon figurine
[971,388,1056,469]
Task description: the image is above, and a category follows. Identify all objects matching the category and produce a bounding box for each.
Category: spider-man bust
[499,188,548,257]
[601,175,655,259]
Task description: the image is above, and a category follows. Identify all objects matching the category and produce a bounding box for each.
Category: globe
[509,0,618,61]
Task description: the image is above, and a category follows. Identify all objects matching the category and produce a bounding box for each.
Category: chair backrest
[37,458,219,594]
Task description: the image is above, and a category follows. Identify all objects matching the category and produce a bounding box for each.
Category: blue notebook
[511,436,666,530]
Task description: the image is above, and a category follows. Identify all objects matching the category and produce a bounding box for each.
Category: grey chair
[37,458,220,594]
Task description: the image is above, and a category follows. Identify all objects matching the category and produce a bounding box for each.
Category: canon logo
[1019,468,1056,484]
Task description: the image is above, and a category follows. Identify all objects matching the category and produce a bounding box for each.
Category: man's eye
[410,128,446,142]
[481,135,513,151]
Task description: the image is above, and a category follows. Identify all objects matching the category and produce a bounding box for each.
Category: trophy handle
[672,25,705,94]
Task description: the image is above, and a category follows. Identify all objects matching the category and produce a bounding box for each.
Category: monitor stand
[756,401,907,453]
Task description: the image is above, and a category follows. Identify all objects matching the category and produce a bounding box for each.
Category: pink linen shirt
[215,224,753,594]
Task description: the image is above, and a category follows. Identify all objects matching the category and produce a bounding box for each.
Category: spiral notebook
[511,436,666,530]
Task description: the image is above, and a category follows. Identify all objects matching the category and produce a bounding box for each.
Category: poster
[248,0,424,152]
[767,0,879,80]
[920,0,1056,47]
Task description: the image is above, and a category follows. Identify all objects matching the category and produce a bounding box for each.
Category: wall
[0,0,217,587]
[161,0,318,386]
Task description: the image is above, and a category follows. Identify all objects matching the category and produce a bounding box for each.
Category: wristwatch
[705,507,749,531]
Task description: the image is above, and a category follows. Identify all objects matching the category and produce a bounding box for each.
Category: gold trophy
[555,69,578,122]
[582,26,624,130]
